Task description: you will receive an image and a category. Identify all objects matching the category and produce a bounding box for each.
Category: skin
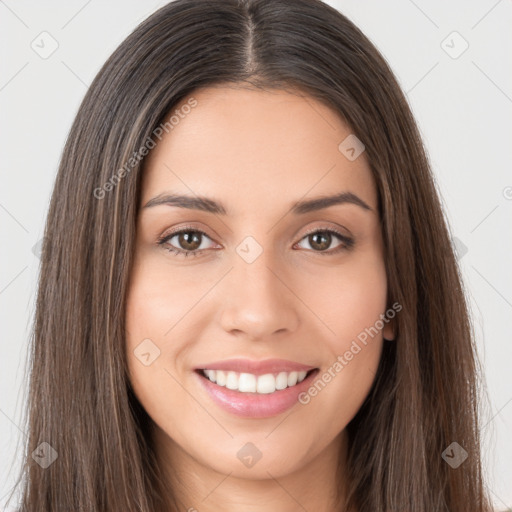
[125,85,395,512]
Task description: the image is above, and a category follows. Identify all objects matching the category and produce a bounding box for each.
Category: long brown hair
[7,0,493,510]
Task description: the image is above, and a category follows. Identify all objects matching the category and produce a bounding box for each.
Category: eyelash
[157,225,354,258]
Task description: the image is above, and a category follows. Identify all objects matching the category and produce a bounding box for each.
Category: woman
[8,0,493,510]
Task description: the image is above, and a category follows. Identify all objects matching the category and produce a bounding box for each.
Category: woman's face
[125,85,393,483]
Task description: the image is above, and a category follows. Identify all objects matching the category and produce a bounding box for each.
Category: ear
[382,316,396,341]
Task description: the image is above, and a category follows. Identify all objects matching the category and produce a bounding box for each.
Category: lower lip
[195,369,319,419]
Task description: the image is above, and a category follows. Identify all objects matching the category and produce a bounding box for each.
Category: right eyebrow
[143,193,226,214]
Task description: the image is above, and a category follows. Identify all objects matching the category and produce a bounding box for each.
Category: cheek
[124,257,188,420]
[295,249,388,349]
[292,252,387,417]
[125,253,199,350]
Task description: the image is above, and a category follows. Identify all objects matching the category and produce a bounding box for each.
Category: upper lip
[196,358,317,376]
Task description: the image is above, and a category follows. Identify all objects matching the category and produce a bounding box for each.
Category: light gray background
[1,0,511,510]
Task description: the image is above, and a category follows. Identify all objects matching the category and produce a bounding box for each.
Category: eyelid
[157,222,354,256]
[159,221,351,242]
[156,223,220,251]
[294,224,354,254]
[299,223,351,239]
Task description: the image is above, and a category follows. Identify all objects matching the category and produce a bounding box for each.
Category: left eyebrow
[291,192,373,214]
[142,191,373,215]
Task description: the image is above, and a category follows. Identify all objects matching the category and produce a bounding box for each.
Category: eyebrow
[142,191,372,215]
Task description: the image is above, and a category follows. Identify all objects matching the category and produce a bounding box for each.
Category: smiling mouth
[196,368,318,394]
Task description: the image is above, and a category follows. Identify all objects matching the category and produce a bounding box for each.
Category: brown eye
[157,228,216,257]
[295,229,354,255]
[308,231,332,251]
[175,231,202,251]
[158,227,354,258]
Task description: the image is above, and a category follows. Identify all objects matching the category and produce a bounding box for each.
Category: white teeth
[226,371,239,390]
[216,370,227,386]
[238,373,257,392]
[256,374,276,394]
[201,368,312,394]
[275,372,288,390]
[287,371,298,386]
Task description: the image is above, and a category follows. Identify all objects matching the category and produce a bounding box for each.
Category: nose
[219,246,300,341]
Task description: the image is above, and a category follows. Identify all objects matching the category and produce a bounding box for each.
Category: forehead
[141,86,377,216]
